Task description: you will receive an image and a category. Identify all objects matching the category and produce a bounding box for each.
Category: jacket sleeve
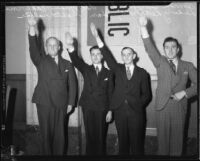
[140,71,152,108]
[68,62,77,106]
[28,34,44,66]
[185,62,197,98]
[68,49,88,74]
[108,71,115,110]
[142,37,161,68]
[100,45,118,73]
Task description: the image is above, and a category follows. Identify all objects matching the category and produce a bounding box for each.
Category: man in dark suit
[139,17,197,156]
[90,23,152,155]
[65,33,114,155]
[27,17,77,155]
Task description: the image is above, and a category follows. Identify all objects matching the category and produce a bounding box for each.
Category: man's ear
[177,47,179,53]
[133,54,136,60]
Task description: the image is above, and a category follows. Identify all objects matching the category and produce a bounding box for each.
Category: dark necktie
[126,66,132,80]
[95,66,99,76]
[169,60,176,74]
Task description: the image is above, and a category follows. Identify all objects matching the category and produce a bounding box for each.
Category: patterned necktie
[169,60,176,74]
[95,66,99,76]
[126,66,132,80]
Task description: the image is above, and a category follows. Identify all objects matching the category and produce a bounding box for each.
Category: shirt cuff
[140,27,149,39]
[67,46,75,53]
[184,90,188,98]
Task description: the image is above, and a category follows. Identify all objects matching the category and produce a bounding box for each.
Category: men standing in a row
[65,33,114,155]
[90,23,152,155]
[139,17,197,156]
[27,17,77,155]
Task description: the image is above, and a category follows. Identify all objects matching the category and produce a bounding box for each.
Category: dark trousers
[36,104,66,155]
[114,102,145,155]
[82,108,107,155]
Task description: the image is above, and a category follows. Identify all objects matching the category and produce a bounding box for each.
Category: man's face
[46,38,60,57]
[164,41,179,60]
[90,48,103,64]
[121,48,135,65]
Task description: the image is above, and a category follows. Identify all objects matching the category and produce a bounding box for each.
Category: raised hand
[65,32,73,46]
[90,22,99,38]
[65,32,74,51]
[27,16,37,27]
[139,16,148,27]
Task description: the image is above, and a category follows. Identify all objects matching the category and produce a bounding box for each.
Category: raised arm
[90,23,118,72]
[65,32,88,74]
[139,17,161,68]
[27,17,43,66]
[68,62,77,106]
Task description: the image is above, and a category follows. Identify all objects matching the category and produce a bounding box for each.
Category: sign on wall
[86,3,197,76]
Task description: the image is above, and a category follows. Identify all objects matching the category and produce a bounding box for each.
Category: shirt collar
[168,58,178,66]
[125,63,134,70]
[93,63,102,71]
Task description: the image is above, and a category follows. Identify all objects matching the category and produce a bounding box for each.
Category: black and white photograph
[1,1,199,160]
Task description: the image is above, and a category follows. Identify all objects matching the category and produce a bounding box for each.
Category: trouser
[82,108,107,155]
[114,102,145,155]
[156,99,186,156]
[36,104,66,155]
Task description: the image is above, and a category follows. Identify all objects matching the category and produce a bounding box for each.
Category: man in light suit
[27,17,77,155]
[139,17,197,156]
[90,23,152,155]
[65,33,114,155]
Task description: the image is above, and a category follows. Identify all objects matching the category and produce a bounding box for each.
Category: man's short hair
[46,37,60,46]
[163,37,179,48]
[121,47,136,55]
[89,45,100,53]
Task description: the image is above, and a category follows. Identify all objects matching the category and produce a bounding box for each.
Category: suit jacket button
[125,100,128,103]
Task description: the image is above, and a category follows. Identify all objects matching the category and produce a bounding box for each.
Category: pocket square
[104,78,108,81]
[65,69,69,72]
[183,71,188,75]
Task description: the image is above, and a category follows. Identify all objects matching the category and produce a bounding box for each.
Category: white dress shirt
[125,63,135,77]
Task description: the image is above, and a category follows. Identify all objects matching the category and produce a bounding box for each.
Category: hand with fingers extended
[90,22,99,39]
[139,16,148,27]
[65,32,74,52]
[138,16,149,38]
[27,16,37,36]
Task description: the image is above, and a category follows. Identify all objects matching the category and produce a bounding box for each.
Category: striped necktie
[169,60,176,74]
[126,66,132,80]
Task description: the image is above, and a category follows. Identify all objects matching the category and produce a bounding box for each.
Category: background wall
[5,3,198,138]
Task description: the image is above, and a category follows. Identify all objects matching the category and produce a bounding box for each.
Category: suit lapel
[98,66,106,82]
[90,65,98,87]
[171,59,182,89]
[127,66,138,91]
[121,65,128,83]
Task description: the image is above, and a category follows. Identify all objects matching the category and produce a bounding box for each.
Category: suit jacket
[142,37,197,110]
[68,50,114,111]
[29,35,77,109]
[100,46,151,113]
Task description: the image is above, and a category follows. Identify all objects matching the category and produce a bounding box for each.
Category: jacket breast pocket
[181,72,188,84]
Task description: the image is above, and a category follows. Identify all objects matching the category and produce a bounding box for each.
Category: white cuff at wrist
[140,27,149,39]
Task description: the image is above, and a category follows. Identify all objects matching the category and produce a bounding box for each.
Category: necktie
[54,57,58,65]
[95,66,99,76]
[169,60,176,74]
[126,66,132,80]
